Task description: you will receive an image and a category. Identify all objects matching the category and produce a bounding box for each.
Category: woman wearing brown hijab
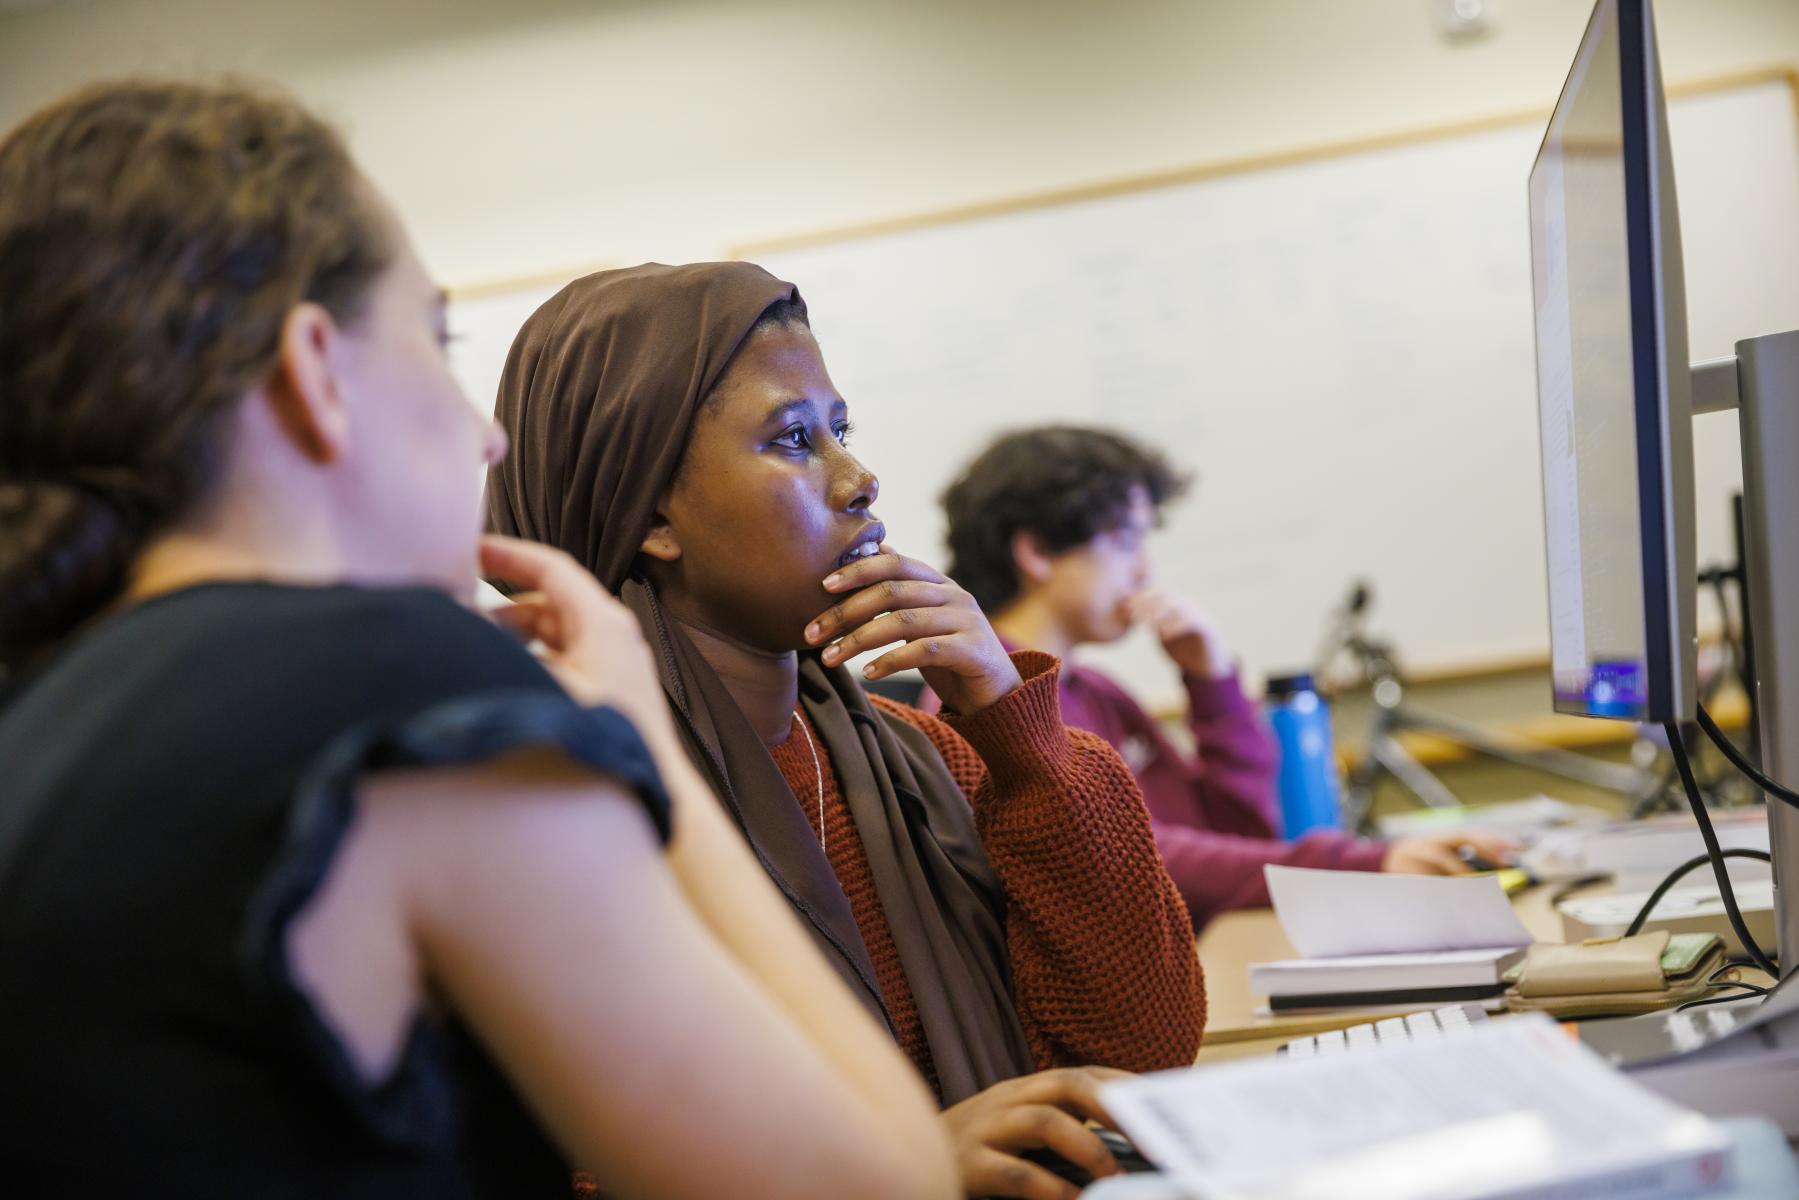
[491,262,1205,1200]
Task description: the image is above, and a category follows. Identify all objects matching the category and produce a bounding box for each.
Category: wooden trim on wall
[442,66,1797,298]
[730,64,1798,259]
[447,261,613,303]
[1396,650,1551,686]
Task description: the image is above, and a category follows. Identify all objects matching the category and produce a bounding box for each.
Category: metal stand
[1322,584,1665,832]
[1694,331,1799,979]
[1343,687,1649,829]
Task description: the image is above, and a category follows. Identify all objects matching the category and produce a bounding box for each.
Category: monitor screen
[1529,0,1694,722]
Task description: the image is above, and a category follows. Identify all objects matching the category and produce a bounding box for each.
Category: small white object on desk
[1525,811,1770,891]
[1558,880,1776,958]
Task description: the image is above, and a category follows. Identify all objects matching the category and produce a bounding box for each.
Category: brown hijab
[489,263,1034,1103]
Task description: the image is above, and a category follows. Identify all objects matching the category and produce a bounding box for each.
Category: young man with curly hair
[936,426,1515,931]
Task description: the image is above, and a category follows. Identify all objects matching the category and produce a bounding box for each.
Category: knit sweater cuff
[939,650,1072,784]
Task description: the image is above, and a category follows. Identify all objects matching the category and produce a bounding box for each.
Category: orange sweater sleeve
[871,650,1206,1072]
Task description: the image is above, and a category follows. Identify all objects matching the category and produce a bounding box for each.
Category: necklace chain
[793,708,825,853]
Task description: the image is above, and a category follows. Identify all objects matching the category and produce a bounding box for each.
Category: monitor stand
[1692,329,1799,979]
[1587,340,1799,1133]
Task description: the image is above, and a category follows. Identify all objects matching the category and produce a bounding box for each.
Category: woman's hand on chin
[476,536,677,743]
[807,545,1024,715]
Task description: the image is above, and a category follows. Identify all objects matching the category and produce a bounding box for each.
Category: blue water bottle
[1265,672,1343,838]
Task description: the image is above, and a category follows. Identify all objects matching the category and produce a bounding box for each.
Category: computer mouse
[1019,1127,1155,1185]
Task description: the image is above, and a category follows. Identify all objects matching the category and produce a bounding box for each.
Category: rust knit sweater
[768,650,1205,1096]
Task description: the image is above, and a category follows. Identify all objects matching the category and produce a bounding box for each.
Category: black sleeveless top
[0,583,670,1198]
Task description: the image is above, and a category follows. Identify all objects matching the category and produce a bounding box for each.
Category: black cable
[1707,977,1771,996]
[1622,849,1773,937]
[1703,963,1770,992]
[1713,957,1764,974]
[1695,702,1799,808]
[1664,722,1782,977]
[1678,985,1771,1012]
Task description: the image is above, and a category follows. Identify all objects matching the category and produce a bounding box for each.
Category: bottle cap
[1265,671,1316,699]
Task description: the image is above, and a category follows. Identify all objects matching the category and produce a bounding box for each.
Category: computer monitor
[1531,0,1799,993]
[1528,0,1696,724]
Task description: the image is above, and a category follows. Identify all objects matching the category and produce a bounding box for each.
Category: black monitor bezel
[1531,0,1681,723]
[1618,0,1677,722]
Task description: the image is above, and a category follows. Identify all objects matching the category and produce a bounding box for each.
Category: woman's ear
[1010,529,1054,586]
[639,514,682,564]
[264,302,351,464]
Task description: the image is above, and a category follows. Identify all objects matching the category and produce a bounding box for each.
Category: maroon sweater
[772,651,1205,1097]
[925,654,1387,930]
[1057,662,1387,928]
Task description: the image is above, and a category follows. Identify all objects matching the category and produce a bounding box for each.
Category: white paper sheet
[1265,865,1533,959]
[1102,1016,1733,1200]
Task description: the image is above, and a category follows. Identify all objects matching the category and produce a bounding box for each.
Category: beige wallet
[1504,931,1726,1018]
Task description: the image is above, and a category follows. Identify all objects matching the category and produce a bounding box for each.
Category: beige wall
[2,0,1796,290]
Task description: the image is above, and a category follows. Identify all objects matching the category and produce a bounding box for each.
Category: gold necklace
[793,708,825,853]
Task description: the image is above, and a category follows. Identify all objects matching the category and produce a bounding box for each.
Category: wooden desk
[1195,883,1573,1063]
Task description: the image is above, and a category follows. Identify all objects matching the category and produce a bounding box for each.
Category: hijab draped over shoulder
[489,263,1035,1103]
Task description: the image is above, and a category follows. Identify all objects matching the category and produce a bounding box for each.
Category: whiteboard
[749,76,1799,706]
[448,75,1799,710]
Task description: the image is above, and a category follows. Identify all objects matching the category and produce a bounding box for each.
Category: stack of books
[1251,946,1526,1014]
[1249,865,1533,1014]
